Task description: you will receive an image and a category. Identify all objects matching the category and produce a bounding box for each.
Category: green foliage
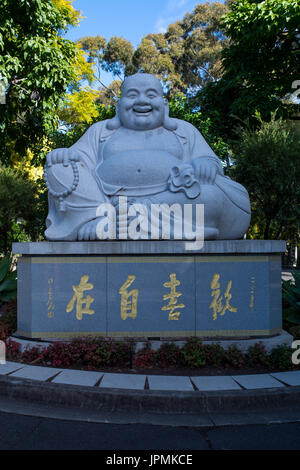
[18,337,132,369]
[133,2,229,94]
[51,102,116,150]
[134,342,157,369]
[0,300,17,334]
[245,342,270,368]
[182,337,206,368]
[77,2,228,98]
[269,345,294,371]
[282,271,300,325]
[103,36,135,78]
[77,35,132,106]
[0,166,44,254]
[0,257,17,304]
[202,343,225,367]
[0,0,81,165]
[223,345,244,368]
[155,342,183,368]
[194,0,300,141]
[229,114,300,241]
[169,94,230,162]
[289,325,300,340]
[2,333,299,372]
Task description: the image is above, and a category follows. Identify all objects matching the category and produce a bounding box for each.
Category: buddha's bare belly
[96,150,181,188]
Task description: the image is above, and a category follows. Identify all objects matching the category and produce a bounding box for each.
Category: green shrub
[282,270,300,325]
[0,300,17,334]
[289,325,300,340]
[22,337,132,369]
[6,338,21,361]
[0,256,17,305]
[203,343,225,367]
[155,342,183,368]
[5,335,300,373]
[182,337,206,368]
[230,115,300,241]
[134,342,157,369]
[269,345,295,371]
[246,342,270,368]
[168,94,230,162]
[0,166,44,254]
[223,345,244,369]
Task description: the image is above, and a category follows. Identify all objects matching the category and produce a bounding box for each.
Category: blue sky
[65,0,220,85]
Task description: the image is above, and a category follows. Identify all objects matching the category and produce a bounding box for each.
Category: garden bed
[1,300,300,375]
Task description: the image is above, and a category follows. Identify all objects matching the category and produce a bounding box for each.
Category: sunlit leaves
[59,87,102,124]
[0,0,81,165]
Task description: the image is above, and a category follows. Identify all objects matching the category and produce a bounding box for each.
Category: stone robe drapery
[45,118,250,240]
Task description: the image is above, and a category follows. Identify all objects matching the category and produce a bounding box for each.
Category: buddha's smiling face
[118,74,166,130]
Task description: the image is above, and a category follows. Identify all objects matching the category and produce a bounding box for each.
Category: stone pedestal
[12,240,286,340]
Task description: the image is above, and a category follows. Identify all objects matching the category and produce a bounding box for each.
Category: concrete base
[12,240,286,340]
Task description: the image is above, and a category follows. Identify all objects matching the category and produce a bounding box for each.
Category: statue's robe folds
[45,118,251,241]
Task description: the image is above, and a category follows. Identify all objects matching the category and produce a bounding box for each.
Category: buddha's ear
[163,99,177,131]
[106,100,121,130]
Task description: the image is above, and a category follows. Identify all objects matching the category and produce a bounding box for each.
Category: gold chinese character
[161,273,185,320]
[209,273,237,321]
[47,309,54,319]
[66,275,95,320]
[119,275,139,320]
[250,276,255,309]
[47,278,55,318]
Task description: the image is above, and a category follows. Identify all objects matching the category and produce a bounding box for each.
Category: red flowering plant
[155,342,183,368]
[0,300,17,338]
[245,342,271,368]
[5,337,21,361]
[134,342,157,369]
[17,337,133,370]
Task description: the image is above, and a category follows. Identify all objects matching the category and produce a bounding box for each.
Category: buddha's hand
[46,149,80,167]
[192,157,217,185]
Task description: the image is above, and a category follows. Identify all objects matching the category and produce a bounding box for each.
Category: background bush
[0,166,45,254]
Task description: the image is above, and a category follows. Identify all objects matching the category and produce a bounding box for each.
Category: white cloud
[154,15,176,34]
[153,0,198,34]
[167,0,189,10]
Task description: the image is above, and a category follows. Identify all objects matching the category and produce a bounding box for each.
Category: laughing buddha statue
[44,73,251,241]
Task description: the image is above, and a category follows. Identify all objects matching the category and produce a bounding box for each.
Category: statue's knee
[198,184,224,223]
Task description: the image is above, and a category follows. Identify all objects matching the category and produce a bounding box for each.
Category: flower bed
[2,335,300,374]
[1,301,300,373]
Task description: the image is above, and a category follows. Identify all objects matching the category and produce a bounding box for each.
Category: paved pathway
[1,361,300,391]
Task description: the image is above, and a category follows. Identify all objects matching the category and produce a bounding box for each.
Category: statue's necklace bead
[44,159,79,212]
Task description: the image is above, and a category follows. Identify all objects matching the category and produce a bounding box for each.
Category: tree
[0,0,83,166]
[195,0,300,140]
[59,87,102,125]
[168,94,230,162]
[102,36,135,79]
[77,35,132,105]
[76,2,228,98]
[132,35,181,92]
[0,166,44,254]
[229,114,300,242]
[50,101,116,152]
[133,2,229,94]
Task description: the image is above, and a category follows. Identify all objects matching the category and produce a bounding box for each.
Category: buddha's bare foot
[78,218,103,241]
